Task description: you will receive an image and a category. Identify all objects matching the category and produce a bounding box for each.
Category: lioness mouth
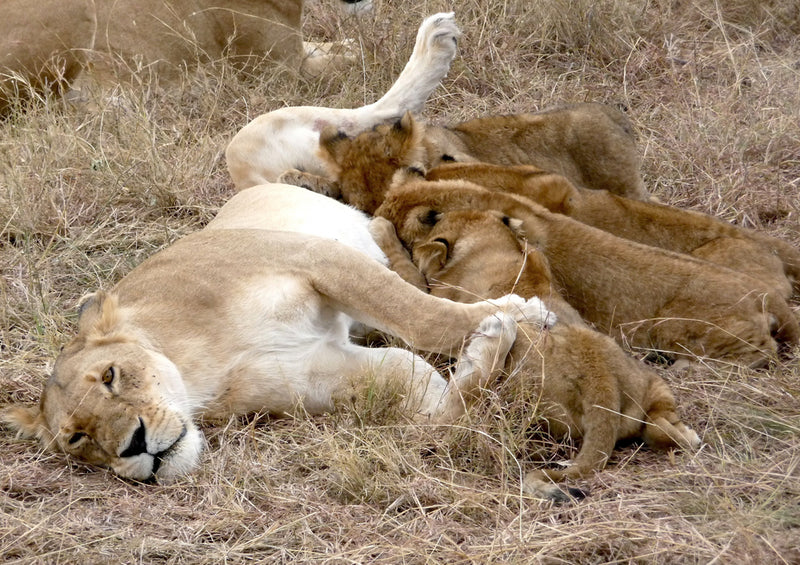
[150,426,187,477]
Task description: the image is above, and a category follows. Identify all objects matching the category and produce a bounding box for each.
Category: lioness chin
[368,211,700,501]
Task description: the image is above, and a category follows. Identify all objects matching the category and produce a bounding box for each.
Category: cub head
[317,111,427,214]
[410,209,554,303]
[2,291,204,482]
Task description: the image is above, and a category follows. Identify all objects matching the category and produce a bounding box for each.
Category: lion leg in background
[0,0,95,114]
[300,39,358,78]
[225,12,461,188]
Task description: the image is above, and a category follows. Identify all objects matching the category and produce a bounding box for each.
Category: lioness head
[3,292,204,482]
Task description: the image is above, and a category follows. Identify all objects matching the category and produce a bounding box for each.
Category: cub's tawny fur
[374,178,799,367]
[369,211,700,500]
[288,111,800,299]
[426,161,800,299]
[422,103,649,199]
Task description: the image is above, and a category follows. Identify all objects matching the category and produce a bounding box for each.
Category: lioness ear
[76,290,123,338]
[414,241,448,276]
[2,405,53,445]
[75,290,106,332]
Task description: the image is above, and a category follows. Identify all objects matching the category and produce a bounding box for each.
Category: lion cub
[369,210,701,500]
[374,178,799,367]
[426,161,800,300]
[279,103,649,204]
[289,110,799,300]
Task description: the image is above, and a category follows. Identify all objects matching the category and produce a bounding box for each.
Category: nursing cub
[289,111,800,300]
[276,103,649,200]
[369,211,701,500]
[375,178,798,367]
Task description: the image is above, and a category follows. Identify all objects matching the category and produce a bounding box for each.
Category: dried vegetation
[1,0,799,562]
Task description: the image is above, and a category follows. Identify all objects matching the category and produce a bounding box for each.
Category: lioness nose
[120,417,148,457]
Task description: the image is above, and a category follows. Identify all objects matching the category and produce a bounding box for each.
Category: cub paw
[368,216,397,243]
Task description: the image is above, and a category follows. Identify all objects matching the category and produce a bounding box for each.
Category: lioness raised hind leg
[226,12,461,189]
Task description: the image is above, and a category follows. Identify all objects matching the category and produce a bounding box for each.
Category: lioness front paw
[486,294,557,328]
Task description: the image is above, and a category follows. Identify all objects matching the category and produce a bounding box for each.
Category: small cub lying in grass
[369,210,701,500]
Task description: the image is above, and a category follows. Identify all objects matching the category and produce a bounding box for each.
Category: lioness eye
[68,432,87,445]
[102,366,116,386]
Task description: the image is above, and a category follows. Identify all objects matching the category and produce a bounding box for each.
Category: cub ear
[503,216,526,239]
[395,111,419,137]
[2,405,53,446]
[318,125,350,163]
[414,240,448,277]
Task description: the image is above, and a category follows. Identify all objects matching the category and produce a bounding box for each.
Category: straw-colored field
[1,0,798,562]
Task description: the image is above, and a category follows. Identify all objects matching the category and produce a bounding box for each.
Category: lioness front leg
[278,168,342,200]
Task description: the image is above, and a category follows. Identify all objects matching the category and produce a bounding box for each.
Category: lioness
[369,211,701,500]
[374,177,799,367]
[3,227,560,482]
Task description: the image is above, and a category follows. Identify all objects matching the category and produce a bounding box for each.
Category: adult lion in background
[0,0,366,112]
[0,0,95,114]
[2,228,557,482]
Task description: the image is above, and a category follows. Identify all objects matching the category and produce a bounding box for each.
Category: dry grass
[2,0,800,562]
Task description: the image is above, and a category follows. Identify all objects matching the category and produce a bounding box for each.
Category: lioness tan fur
[368,211,700,500]
[0,0,95,113]
[374,178,800,367]
[3,227,555,482]
[1,0,363,112]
